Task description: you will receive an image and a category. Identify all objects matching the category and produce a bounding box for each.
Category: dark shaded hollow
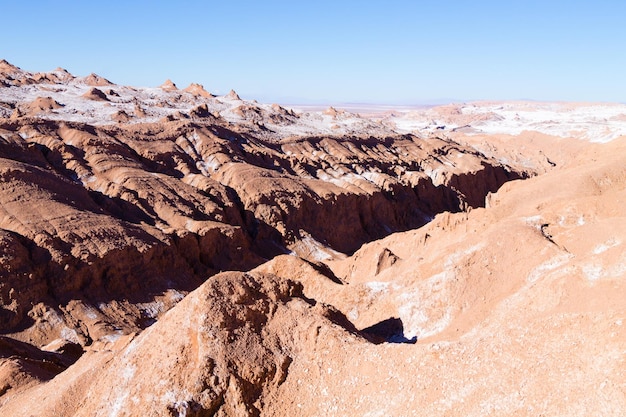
[361,317,417,344]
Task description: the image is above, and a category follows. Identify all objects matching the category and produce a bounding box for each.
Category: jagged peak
[324,106,342,117]
[226,89,241,100]
[82,72,114,86]
[184,83,213,98]
[53,67,71,74]
[160,79,178,91]
[271,103,296,117]
[0,59,22,73]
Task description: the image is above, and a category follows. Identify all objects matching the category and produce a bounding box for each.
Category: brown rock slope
[257,137,626,416]
[2,138,623,416]
[0,113,524,352]
[0,271,364,416]
[2,62,623,415]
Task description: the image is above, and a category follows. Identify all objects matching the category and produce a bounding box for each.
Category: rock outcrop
[256,137,626,416]
[160,79,178,92]
[0,61,624,416]
[2,137,624,416]
[81,87,109,101]
[184,83,213,98]
[0,111,525,347]
[0,271,362,416]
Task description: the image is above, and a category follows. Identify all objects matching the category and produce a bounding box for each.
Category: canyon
[0,60,624,416]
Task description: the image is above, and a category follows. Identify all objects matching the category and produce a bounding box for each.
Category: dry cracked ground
[0,60,624,416]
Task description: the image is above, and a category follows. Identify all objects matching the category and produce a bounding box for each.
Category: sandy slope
[260,137,626,416]
[2,138,622,416]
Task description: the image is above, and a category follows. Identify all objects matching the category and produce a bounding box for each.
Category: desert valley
[0,59,624,416]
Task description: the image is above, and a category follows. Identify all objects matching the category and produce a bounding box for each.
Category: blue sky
[3,1,625,104]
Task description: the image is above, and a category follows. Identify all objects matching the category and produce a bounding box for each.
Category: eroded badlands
[0,61,624,416]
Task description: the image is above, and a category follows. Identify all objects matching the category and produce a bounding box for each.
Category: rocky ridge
[0,61,624,416]
[2,137,624,416]
[0,62,528,349]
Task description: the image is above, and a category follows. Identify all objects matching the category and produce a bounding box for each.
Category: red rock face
[0,119,523,346]
[0,62,624,416]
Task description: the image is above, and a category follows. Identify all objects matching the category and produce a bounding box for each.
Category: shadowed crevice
[361,317,417,344]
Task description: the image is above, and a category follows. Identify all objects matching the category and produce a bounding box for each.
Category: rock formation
[184,83,213,98]
[160,79,178,92]
[0,61,624,416]
[81,87,109,101]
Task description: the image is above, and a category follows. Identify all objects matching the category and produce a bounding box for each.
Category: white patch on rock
[365,281,391,294]
[583,264,604,281]
[593,238,621,254]
[527,254,573,283]
[60,327,80,343]
[101,331,124,344]
[398,271,454,340]
[290,235,344,262]
[109,364,136,417]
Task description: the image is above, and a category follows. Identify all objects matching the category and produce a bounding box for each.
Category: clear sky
[3,0,625,104]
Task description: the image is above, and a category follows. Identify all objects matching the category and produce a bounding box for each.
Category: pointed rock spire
[184,83,213,98]
[160,79,178,92]
[0,59,20,71]
[226,89,241,100]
